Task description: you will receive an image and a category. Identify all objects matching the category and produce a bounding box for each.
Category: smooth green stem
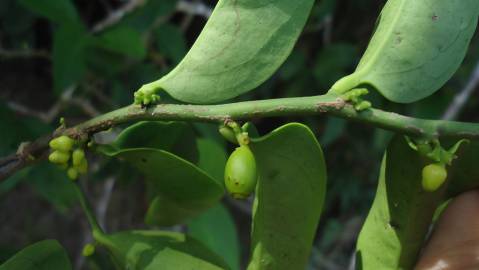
[71,93,479,140]
[74,184,104,235]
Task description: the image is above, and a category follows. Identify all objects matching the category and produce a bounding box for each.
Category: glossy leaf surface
[189,204,240,270]
[0,240,72,270]
[247,123,327,270]
[97,121,222,226]
[94,230,229,270]
[102,121,198,161]
[143,0,314,103]
[333,0,479,103]
[356,136,445,269]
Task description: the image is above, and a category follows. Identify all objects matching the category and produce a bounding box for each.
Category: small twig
[6,86,76,123]
[179,0,200,31]
[442,61,479,121]
[96,177,116,230]
[0,48,50,60]
[70,98,101,117]
[177,0,213,18]
[92,0,146,33]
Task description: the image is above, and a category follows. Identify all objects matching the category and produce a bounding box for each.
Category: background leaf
[196,138,228,184]
[154,24,187,65]
[97,122,223,226]
[247,123,327,270]
[94,230,229,270]
[105,121,198,162]
[333,0,479,103]
[189,204,240,270]
[26,163,78,213]
[355,136,445,269]
[147,0,315,103]
[53,24,90,93]
[95,26,146,60]
[446,140,479,198]
[19,0,80,25]
[0,240,72,270]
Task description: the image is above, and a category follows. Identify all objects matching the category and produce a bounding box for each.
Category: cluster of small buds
[48,135,88,180]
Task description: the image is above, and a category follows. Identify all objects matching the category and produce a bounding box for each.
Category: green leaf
[332,0,479,103]
[320,118,346,146]
[19,0,80,25]
[356,136,445,269]
[154,23,187,65]
[247,123,327,270]
[118,0,177,32]
[313,43,358,88]
[95,26,146,60]
[446,140,479,197]
[141,0,315,104]
[27,163,78,212]
[103,121,198,162]
[189,204,240,270]
[196,138,228,184]
[53,24,90,93]
[98,125,224,226]
[94,230,230,270]
[0,240,72,270]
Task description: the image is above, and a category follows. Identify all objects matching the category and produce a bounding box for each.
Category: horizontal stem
[1,93,479,181]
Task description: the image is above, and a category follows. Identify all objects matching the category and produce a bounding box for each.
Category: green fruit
[82,243,95,257]
[422,164,447,192]
[49,135,75,151]
[76,159,88,174]
[224,145,258,199]
[48,150,70,164]
[72,149,85,166]
[67,167,79,180]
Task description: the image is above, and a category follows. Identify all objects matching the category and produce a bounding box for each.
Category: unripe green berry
[82,243,95,257]
[49,136,75,151]
[67,167,79,180]
[48,150,70,164]
[72,149,85,166]
[76,159,88,174]
[224,145,258,199]
[422,163,447,192]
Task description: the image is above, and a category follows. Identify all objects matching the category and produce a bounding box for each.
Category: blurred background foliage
[0,0,478,269]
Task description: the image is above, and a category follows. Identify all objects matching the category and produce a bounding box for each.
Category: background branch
[442,61,479,121]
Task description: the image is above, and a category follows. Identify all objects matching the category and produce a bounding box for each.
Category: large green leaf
[0,240,72,270]
[98,122,223,226]
[139,0,314,104]
[247,123,327,270]
[196,138,228,184]
[123,149,223,226]
[356,136,445,269]
[189,204,240,270]
[103,121,198,162]
[53,24,90,93]
[93,230,229,270]
[332,0,479,103]
[19,0,80,25]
